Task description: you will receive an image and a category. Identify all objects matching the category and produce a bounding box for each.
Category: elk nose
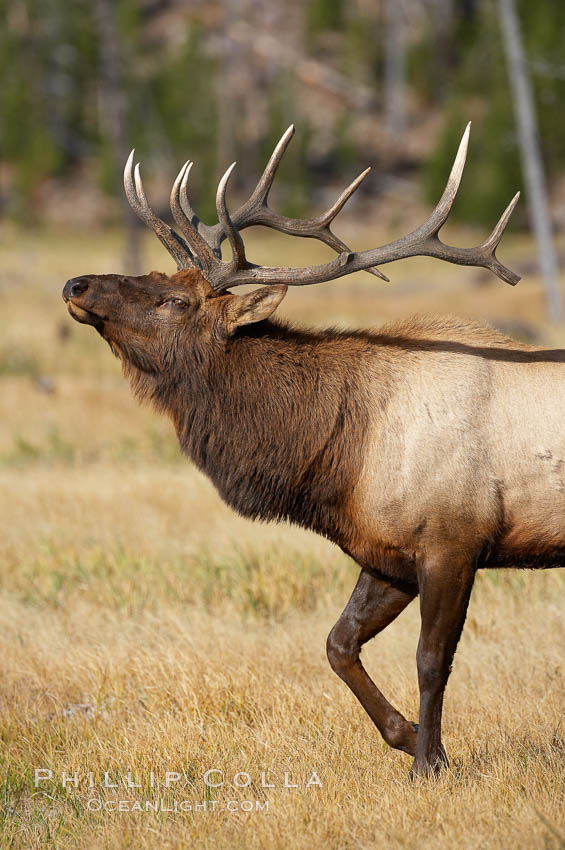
[63,277,89,300]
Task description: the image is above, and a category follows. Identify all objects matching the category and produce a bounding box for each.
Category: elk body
[63,125,562,778]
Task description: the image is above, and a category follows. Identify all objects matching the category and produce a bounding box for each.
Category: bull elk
[63,124,560,778]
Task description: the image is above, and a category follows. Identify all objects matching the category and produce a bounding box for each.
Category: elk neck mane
[121,316,397,543]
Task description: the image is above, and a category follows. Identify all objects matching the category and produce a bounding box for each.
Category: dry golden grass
[1,226,564,849]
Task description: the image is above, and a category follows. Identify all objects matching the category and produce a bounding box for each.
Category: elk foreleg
[411,556,475,778]
[326,570,418,754]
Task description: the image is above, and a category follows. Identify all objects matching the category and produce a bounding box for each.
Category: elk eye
[163,297,187,309]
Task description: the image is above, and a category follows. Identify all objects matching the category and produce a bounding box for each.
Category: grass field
[1,224,564,849]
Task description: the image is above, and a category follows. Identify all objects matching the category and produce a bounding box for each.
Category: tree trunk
[383,0,406,147]
[96,0,142,274]
[497,0,562,320]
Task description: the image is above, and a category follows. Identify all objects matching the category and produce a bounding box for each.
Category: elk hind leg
[327,569,418,755]
[411,556,475,778]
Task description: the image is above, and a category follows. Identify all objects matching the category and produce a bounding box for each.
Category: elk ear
[225,285,287,332]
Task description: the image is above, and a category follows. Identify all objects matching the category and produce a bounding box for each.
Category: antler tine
[316,167,371,227]
[124,150,195,270]
[399,122,520,285]
[189,126,382,277]
[178,162,223,258]
[170,161,219,272]
[247,124,296,207]
[215,163,248,274]
[483,191,520,252]
[178,160,194,218]
[169,126,297,260]
[214,126,386,279]
[195,125,297,256]
[296,167,388,281]
[411,122,471,242]
[478,191,521,285]
[210,123,521,291]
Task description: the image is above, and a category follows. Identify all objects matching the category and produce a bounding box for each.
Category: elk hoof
[409,747,449,780]
[409,761,435,781]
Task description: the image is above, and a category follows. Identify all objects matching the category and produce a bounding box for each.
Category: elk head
[63,269,287,374]
[63,123,520,374]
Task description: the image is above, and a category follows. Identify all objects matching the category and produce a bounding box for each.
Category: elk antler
[125,123,521,292]
[124,151,196,270]
[169,125,386,280]
[128,126,384,280]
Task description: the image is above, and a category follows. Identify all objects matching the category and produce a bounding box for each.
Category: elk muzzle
[63,276,106,328]
[63,276,89,299]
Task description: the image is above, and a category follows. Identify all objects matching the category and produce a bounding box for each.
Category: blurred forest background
[2,0,565,241]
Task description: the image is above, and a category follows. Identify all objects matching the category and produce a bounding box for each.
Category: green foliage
[306,0,344,37]
[339,11,379,86]
[424,97,522,227]
[10,543,356,618]
[0,420,181,468]
[520,0,565,175]
[148,26,218,222]
[0,346,38,377]
[1,0,564,228]
[261,72,313,218]
[3,426,76,466]
[422,0,564,225]
[1,0,98,217]
[333,114,356,172]
[1,1,220,217]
